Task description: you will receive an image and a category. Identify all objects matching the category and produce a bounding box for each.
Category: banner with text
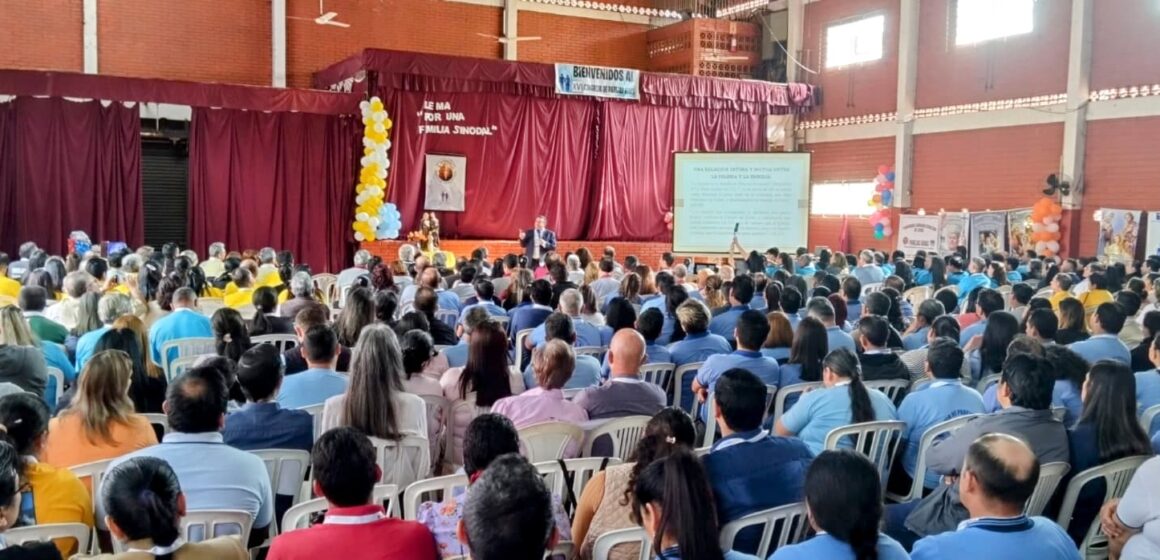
[555,63,640,100]
[896,214,942,256]
[970,211,1008,259]
[938,213,969,255]
[1096,208,1142,263]
[1146,212,1160,259]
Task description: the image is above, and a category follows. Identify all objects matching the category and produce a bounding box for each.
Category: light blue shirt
[523,354,602,390]
[826,326,857,354]
[780,381,899,455]
[457,302,506,323]
[668,331,732,366]
[1068,334,1131,366]
[902,327,929,351]
[914,268,932,286]
[960,319,988,347]
[104,432,274,529]
[1052,379,1083,427]
[73,325,111,370]
[709,305,751,343]
[910,515,1081,560]
[600,343,672,378]
[956,273,992,309]
[853,265,885,287]
[277,368,349,409]
[436,290,462,314]
[640,296,666,314]
[529,317,603,348]
[694,350,781,421]
[1137,370,1160,435]
[148,308,214,366]
[897,380,985,488]
[771,533,910,560]
[589,277,621,305]
[761,347,791,362]
[442,341,469,369]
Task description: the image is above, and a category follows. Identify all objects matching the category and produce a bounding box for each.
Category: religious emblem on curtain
[424,153,466,212]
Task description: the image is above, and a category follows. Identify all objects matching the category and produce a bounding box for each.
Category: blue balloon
[882,191,893,205]
[885,171,896,182]
[874,223,885,234]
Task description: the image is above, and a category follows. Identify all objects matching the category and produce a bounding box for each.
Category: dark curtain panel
[587,102,763,240]
[188,108,358,274]
[0,97,143,256]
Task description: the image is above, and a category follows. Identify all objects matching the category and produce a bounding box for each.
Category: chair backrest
[592,527,652,560]
[297,403,325,439]
[45,367,64,407]
[161,337,216,379]
[403,474,469,520]
[492,315,511,331]
[369,436,432,491]
[1140,404,1160,436]
[181,509,253,545]
[1055,455,1149,556]
[5,523,91,552]
[435,309,459,328]
[312,274,338,305]
[251,449,311,503]
[903,286,931,307]
[70,458,114,512]
[719,502,809,558]
[639,362,676,393]
[1024,462,1071,516]
[535,457,623,511]
[445,395,487,468]
[1034,287,1053,299]
[252,333,299,353]
[864,379,910,406]
[574,346,607,360]
[582,416,651,460]
[772,382,822,428]
[884,414,980,504]
[1051,406,1067,422]
[518,421,585,463]
[142,412,170,436]
[514,328,534,372]
[198,297,225,316]
[166,354,210,382]
[282,484,399,532]
[823,420,905,484]
[235,304,258,321]
[672,361,704,414]
[861,282,883,297]
[977,372,1001,393]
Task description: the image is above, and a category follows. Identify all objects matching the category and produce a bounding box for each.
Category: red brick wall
[805,137,895,251]
[518,12,650,70]
[0,0,83,72]
[1077,117,1160,257]
[1091,1,1160,91]
[802,0,899,120]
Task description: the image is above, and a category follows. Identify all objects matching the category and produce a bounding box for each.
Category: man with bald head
[910,434,1080,560]
[572,329,666,420]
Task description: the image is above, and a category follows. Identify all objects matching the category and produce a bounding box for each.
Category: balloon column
[867,164,896,240]
[1030,196,1063,258]
[663,211,674,231]
[352,97,398,242]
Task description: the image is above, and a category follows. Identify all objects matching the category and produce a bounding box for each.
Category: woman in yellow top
[42,350,158,470]
[223,268,256,309]
[1076,271,1114,313]
[0,392,93,556]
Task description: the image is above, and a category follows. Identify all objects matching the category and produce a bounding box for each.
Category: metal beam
[504,0,519,60]
[83,0,98,73]
[272,0,287,87]
[1060,0,1093,210]
[892,0,919,207]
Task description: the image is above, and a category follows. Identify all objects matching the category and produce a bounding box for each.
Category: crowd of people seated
[0,239,1157,559]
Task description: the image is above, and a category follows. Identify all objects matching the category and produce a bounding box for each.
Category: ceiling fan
[476,33,541,44]
[288,0,350,28]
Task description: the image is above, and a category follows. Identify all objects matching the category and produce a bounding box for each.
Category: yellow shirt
[259,272,283,289]
[1077,289,1113,313]
[43,414,158,470]
[224,288,255,309]
[278,289,290,304]
[0,276,20,299]
[1049,290,1071,311]
[223,282,239,296]
[27,461,94,557]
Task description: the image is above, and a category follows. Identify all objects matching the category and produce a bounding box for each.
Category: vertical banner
[896,214,942,256]
[1146,212,1160,258]
[1096,208,1142,263]
[970,211,1008,259]
[424,153,467,212]
[938,213,969,255]
[1006,209,1033,258]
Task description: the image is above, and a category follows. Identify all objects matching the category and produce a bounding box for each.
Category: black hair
[1000,354,1054,410]
[664,285,690,343]
[763,282,782,313]
[529,279,553,306]
[1043,344,1089,399]
[927,337,964,380]
[976,289,1004,316]
[235,343,284,402]
[302,324,339,364]
[1116,290,1143,317]
[862,291,891,317]
[605,298,638,333]
[463,413,521,477]
[102,457,184,558]
[1078,361,1153,463]
[1011,283,1034,306]
[1025,308,1059,340]
[1095,302,1127,334]
[804,450,883,560]
[963,286,984,315]
[544,312,575,343]
[165,366,229,433]
[979,311,1020,375]
[930,315,961,341]
[248,286,280,336]
[714,368,766,432]
[632,450,725,560]
[394,311,430,336]
[94,329,158,413]
[85,257,109,281]
[0,440,18,519]
[473,277,496,301]
[374,290,398,324]
[636,308,664,342]
[623,408,696,506]
[858,315,891,348]
[735,309,770,350]
[211,307,252,362]
[730,274,755,304]
[806,296,836,322]
[16,286,48,313]
[933,287,958,315]
[399,329,435,379]
[791,317,828,382]
[841,277,863,301]
[0,393,49,479]
[913,299,943,327]
[464,454,554,560]
[823,348,875,424]
[313,427,378,507]
[780,286,803,314]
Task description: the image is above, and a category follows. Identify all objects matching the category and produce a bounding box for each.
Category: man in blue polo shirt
[668,300,732,411]
[458,278,506,323]
[902,299,944,351]
[708,274,755,343]
[508,279,553,364]
[1069,302,1132,365]
[148,287,213,367]
[959,288,1004,346]
[523,312,601,390]
[841,276,863,320]
[278,324,349,409]
[779,286,804,331]
[806,296,856,353]
[910,434,1080,560]
[693,310,780,421]
[703,369,812,555]
[893,338,985,493]
[527,289,601,349]
[600,308,672,377]
[956,257,992,311]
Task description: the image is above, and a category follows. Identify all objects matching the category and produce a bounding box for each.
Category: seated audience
[599,298,638,346]
[1130,312,1160,372]
[1100,455,1160,560]
[440,321,519,468]
[528,289,601,349]
[19,287,67,344]
[45,271,92,331]
[75,293,132,369]
[708,275,755,343]
[1008,283,1034,322]
[574,329,666,420]
[1044,344,1088,424]
[902,299,944,351]
[777,317,827,397]
[959,289,1004,346]
[1024,307,1059,345]
[779,287,804,331]
[955,258,992,310]
[43,350,157,468]
[81,456,249,559]
[965,311,1020,381]
[704,369,812,554]
[572,408,694,559]
[460,453,559,560]
[375,290,399,329]
[0,441,25,552]
[760,311,793,362]
[494,341,588,435]
[282,305,349,374]
[279,271,327,321]
[522,313,601,390]
[400,330,445,397]
[692,310,780,421]
[104,367,273,547]
[148,287,213,367]
[222,267,255,309]
[807,296,856,354]
[1138,333,1160,435]
[1116,291,1146,348]
[1069,302,1131,365]
[856,315,910,383]
[858,292,904,348]
[268,427,438,560]
[910,434,1080,560]
[249,286,294,336]
[278,325,348,410]
[1055,297,1091,345]
[335,287,377,347]
[771,449,909,560]
[223,344,313,451]
[776,348,898,455]
[1076,271,1113,313]
[211,307,252,362]
[508,279,554,344]
[841,276,863,319]
[458,279,506,323]
[0,305,48,397]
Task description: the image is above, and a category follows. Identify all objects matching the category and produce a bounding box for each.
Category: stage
[361,239,676,268]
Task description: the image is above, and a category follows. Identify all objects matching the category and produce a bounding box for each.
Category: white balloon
[359,101,370,112]
[1046,223,1059,232]
[376,169,387,179]
[1031,224,1045,232]
[385,140,392,150]
[1035,241,1049,251]
[373,123,386,134]
[1047,241,1060,252]
[355,194,366,205]
[356,212,369,222]
[362,138,375,148]
[372,112,386,122]
[354,232,365,241]
[360,156,372,167]
[383,159,391,169]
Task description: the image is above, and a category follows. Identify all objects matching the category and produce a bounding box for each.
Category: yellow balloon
[385,119,393,130]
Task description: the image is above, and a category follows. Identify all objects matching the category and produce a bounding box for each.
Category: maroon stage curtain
[0,97,142,256]
[388,90,600,240]
[587,102,762,240]
[188,108,358,274]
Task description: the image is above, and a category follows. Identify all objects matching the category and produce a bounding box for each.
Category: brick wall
[801,0,899,120]
[805,137,896,252]
[0,0,83,72]
[518,12,650,70]
[1092,1,1160,91]
[1077,117,1160,258]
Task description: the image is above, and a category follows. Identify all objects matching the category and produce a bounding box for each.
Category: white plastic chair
[491,315,511,331]
[312,274,338,305]
[252,334,299,353]
[771,382,821,428]
[436,309,459,328]
[1034,287,1053,299]
[672,361,704,414]
[142,413,170,436]
[367,436,432,492]
[282,484,399,531]
[977,373,1001,393]
[719,502,809,558]
[639,362,676,393]
[514,328,534,372]
[5,523,91,552]
[69,458,114,512]
[1056,455,1149,559]
[535,458,623,507]
[112,509,252,552]
[251,449,311,506]
[236,304,258,321]
[1052,406,1068,422]
[1140,404,1160,435]
[518,422,584,462]
[582,416,650,460]
[861,282,883,297]
[166,354,210,382]
[903,286,931,307]
[823,420,905,484]
[592,526,652,560]
[297,403,325,439]
[574,346,607,360]
[865,379,910,406]
[161,337,216,379]
[45,367,64,406]
[885,414,980,503]
[403,474,469,520]
[1025,462,1071,516]
[198,297,225,316]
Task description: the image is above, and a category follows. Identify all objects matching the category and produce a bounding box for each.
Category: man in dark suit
[517,215,557,264]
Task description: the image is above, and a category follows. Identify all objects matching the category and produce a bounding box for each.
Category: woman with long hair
[97,456,249,558]
[320,324,427,444]
[110,315,168,413]
[211,308,252,363]
[660,284,690,345]
[1063,361,1154,544]
[1056,297,1090,345]
[764,282,783,314]
[602,298,638,346]
[927,255,948,291]
[438,322,517,469]
[374,290,399,328]
[616,273,643,307]
[775,348,898,455]
[637,265,658,298]
[574,408,696,559]
[701,275,725,312]
[770,450,908,560]
[248,286,292,336]
[333,287,375,347]
[964,311,1020,381]
[1046,344,1090,426]
[987,262,1010,288]
[827,294,849,330]
[879,287,907,333]
[761,312,794,362]
[631,450,752,560]
[43,350,157,468]
[399,330,443,397]
[578,284,606,327]
[0,305,50,397]
[72,291,104,338]
[781,317,828,387]
[892,261,915,292]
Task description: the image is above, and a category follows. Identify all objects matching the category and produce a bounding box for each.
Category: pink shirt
[491,388,589,428]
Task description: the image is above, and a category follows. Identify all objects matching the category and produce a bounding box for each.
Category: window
[810,182,877,216]
[955,0,1034,46]
[825,15,885,68]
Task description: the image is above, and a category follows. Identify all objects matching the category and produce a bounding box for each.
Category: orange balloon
[1042,249,1056,258]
